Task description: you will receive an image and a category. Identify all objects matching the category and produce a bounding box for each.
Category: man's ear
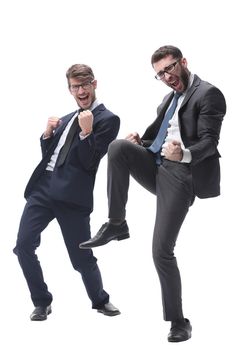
[181,58,188,68]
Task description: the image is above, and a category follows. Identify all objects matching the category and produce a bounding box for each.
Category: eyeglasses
[155,60,180,80]
[70,80,94,92]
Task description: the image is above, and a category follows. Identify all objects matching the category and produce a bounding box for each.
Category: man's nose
[163,72,172,82]
[77,85,86,93]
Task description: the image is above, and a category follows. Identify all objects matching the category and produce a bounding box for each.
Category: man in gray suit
[80,46,226,342]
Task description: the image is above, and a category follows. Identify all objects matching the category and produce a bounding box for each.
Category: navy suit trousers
[14,171,109,308]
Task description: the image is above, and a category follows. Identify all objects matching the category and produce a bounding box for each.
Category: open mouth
[170,78,180,89]
[79,94,90,103]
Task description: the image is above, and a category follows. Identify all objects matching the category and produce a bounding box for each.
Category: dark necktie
[56,113,80,167]
[148,92,182,164]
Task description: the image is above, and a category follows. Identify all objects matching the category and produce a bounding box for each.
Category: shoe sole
[116,233,130,241]
[79,232,130,248]
[168,335,191,342]
[30,309,52,321]
[97,310,121,316]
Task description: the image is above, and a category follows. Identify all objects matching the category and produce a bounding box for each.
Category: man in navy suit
[13,64,120,320]
[80,46,226,342]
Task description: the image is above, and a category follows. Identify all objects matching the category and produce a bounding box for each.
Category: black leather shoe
[97,302,121,316]
[79,221,129,249]
[168,318,192,342]
[30,305,52,321]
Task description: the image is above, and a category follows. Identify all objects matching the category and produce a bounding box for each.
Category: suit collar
[157,74,201,117]
[92,103,105,114]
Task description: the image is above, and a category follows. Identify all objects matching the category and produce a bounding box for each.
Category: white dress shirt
[161,74,194,163]
[46,99,99,171]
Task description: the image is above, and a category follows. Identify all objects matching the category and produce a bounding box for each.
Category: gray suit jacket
[142,75,226,198]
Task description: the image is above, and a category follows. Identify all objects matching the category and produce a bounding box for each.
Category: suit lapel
[53,112,76,138]
[91,103,105,120]
[157,75,201,117]
[51,104,105,147]
[179,74,201,112]
[157,92,174,118]
[41,112,77,162]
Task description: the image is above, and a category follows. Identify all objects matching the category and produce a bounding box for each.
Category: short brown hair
[66,64,95,84]
[151,45,183,65]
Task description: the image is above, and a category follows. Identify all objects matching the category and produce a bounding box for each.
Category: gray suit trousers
[107,139,194,321]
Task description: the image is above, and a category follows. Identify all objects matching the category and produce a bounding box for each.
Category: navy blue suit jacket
[142,75,226,198]
[24,104,120,210]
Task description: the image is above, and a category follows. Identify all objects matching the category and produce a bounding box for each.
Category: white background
[0,0,244,349]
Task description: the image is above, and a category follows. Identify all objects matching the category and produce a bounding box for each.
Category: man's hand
[125,132,141,145]
[43,117,61,138]
[164,141,183,161]
[78,110,93,136]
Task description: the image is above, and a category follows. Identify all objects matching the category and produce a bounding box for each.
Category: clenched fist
[163,141,183,162]
[78,110,93,136]
[44,117,61,138]
[125,132,141,145]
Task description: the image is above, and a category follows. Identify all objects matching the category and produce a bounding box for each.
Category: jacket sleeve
[187,86,226,166]
[40,135,54,158]
[39,114,72,158]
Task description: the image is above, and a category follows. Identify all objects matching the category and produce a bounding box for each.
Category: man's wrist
[43,131,53,139]
[79,131,91,140]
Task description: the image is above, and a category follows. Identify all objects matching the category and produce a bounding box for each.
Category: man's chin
[79,103,91,110]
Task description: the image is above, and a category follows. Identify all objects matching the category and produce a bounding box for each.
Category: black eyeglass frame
[69,80,95,92]
[154,60,180,80]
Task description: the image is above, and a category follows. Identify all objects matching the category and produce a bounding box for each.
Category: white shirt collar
[89,99,100,111]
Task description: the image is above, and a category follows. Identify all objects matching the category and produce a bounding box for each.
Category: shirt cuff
[42,134,52,140]
[79,132,91,140]
[181,149,192,163]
